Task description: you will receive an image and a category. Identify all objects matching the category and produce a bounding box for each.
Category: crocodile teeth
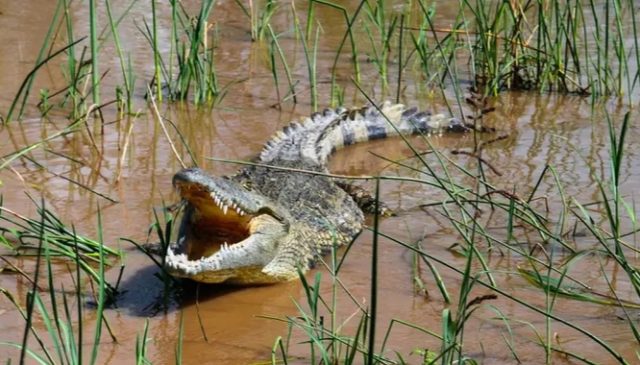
[209,191,249,216]
[210,192,219,205]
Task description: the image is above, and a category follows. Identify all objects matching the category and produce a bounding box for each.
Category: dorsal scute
[258,102,460,165]
[259,107,346,163]
[259,104,394,164]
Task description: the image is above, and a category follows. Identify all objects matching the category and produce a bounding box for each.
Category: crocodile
[165,101,468,284]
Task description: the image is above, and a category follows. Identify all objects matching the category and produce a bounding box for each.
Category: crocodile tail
[259,101,467,165]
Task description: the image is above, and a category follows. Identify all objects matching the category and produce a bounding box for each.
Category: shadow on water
[94,253,304,364]
[112,258,297,318]
[112,264,212,317]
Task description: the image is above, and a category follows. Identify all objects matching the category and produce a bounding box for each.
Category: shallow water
[1,1,640,364]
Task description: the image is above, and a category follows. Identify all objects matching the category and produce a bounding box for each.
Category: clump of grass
[284,0,640,100]
[0,197,116,364]
[406,103,638,361]
[4,0,140,122]
[142,0,222,104]
[5,34,86,123]
[234,0,278,41]
[362,0,399,88]
[0,196,121,301]
[9,0,640,123]
[456,0,640,97]
[0,197,185,363]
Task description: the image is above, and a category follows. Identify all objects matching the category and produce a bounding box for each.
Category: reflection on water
[0,1,639,364]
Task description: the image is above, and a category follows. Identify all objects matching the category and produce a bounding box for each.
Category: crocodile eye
[242,181,252,190]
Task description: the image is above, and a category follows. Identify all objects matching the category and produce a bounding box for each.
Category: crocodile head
[165,168,292,284]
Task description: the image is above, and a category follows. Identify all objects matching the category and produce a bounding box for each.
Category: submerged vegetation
[0,0,639,364]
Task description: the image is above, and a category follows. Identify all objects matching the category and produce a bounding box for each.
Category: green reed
[151,0,162,102]
[136,320,151,364]
[123,202,183,316]
[267,270,390,364]
[6,0,640,123]
[236,0,278,41]
[310,0,364,107]
[4,36,86,123]
[273,0,639,100]
[258,186,389,363]
[61,0,83,119]
[4,0,64,122]
[363,1,399,88]
[292,1,320,110]
[572,112,640,301]
[160,0,219,104]
[405,104,637,362]
[0,197,121,301]
[262,98,639,364]
[267,24,298,104]
[105,0,137,115]
[125,204,179,276]
[257,0,278,41]
[5,0,140,121]
[457,0,639,97]
[395,14,405,103]
[365,178,381,365]
[1,201,116,364]
[0,200,184,363]
[89,0,99,105]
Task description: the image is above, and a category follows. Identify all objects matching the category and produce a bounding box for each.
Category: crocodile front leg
[336,181,395,216]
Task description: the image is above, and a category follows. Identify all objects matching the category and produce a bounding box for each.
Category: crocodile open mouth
[176,182,256,260]
[166,168,289,283]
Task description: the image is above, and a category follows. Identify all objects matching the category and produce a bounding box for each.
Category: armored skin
[165,102,467,284]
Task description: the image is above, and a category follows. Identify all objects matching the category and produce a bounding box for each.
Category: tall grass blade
[89,0,100,105]
[5,37,86,123]
[89,204,106,365]
[18,197,47,364]
[151,0,162,102]
[364,177,381,365]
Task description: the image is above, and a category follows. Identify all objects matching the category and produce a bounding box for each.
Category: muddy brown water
[1,1,640,364]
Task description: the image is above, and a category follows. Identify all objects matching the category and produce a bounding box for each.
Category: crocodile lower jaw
[164,214,287,284]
